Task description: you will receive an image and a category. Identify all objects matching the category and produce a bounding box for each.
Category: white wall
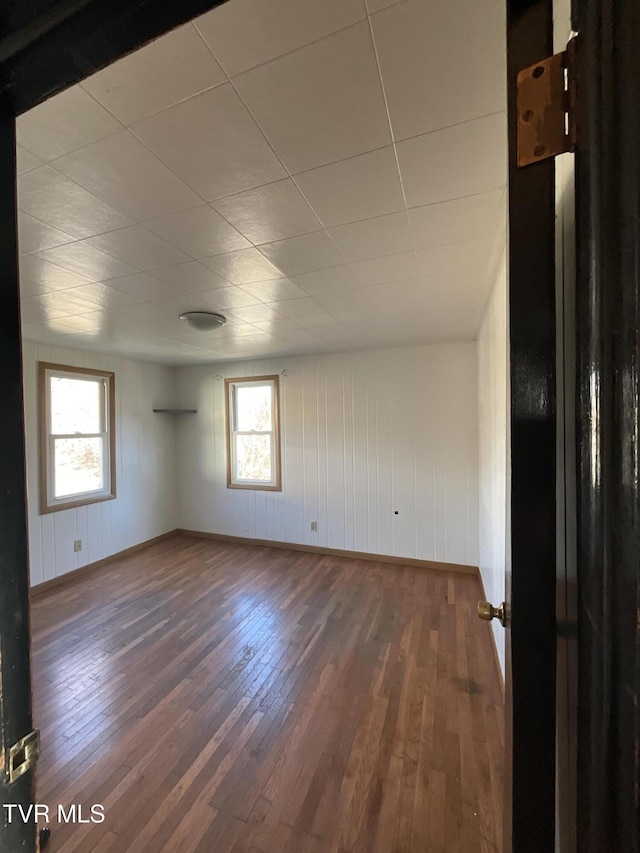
[174,343,479,567]
[23,341,177,586]
[478,257,509,674]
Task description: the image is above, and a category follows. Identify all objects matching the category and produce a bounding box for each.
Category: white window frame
[225,375,281,491]
[39,362,116,514]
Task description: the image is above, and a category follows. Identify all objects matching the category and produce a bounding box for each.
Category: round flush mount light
[179,311,227,331]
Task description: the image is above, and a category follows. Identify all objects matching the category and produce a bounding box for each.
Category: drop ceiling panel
[239,278,308,303]
[16,146,44,174]
[234,23,391,173]
[195,0,367,77]
[350,252,418,286]
[131,85,286,201]
[200,248,284,284]
[143,205,251,258]
[396,113,507,208]
[100,273,179,302]
[267,297,325,318]
[17,86,123,161]
[36,243,139,282]
[20,255,93,292]
[294,147,405,227]
[18,166,133,238]
[151,261,231,293]
[328,211,413,262]
[292,265,360,295]
[259,231,345,276]
[408,190,505,249]
[212,179,321,244]
[371,0,506,141]
[53,131,202,220]
[83,225,191,270]
[18,213,75,256]
[81,24,226,125]
[197,285,262,310]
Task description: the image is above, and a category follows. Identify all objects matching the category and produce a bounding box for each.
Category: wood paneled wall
[174,343,480,568]
[478,256,508,675]
[22,341,177,585]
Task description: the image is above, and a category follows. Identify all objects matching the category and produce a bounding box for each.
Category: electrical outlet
[310,521,318,532]
[73,539,82,552]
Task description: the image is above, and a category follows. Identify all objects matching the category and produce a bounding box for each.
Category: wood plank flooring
[31,534,504,853]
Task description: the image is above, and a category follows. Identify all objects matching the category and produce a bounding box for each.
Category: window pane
[54,437,104,498]
[236,434,271,482]
[235,384,272,431]
[51,376,102,434]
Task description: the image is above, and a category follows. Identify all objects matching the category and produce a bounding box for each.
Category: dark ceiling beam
[0,0,228,117]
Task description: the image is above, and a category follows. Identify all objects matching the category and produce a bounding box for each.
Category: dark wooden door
[504,1,558,851]
[0,112,37,853]
[572,0,640,848]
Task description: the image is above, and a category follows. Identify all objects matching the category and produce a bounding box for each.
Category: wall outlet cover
[73,539,83,552]
[310,521,318,532]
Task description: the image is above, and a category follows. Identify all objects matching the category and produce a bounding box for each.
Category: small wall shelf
[153,408,197,414]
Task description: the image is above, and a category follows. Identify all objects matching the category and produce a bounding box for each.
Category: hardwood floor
[31,534,504,853]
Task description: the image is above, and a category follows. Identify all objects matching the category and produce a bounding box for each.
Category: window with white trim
[39,363,116,513]
[225,376,281,491]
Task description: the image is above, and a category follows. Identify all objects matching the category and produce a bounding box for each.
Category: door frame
[505,2,558,850]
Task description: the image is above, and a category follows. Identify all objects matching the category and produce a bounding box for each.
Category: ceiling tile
[259,231,344,276]
[230,303,282,323]
[415,238,493,277]
[294,147,404,227]
[234,23,391,173]
[396,113,507,208]
[295,312,341,328]
[239,278,307,302]
[53,131,202,221]
[83,225,191,270]
[328,211,413,261]
[366,0,405,11]
[104,273,180,301]
[268,297,324,317]
[60,282,143,309]
[36,243,138,282]
[19,255,93,292]
[18,213,75,256]
[151,262,230,293]
[349,251,418,285]
[213,179,321,244]
[198,286,261,310]
[26,289,101,318]
[16,85,122,161]
[16,146,44,174]
[409,190,505,249]
[371,0,505,141]
[18,166,133,238]
[292,265,360,295]
[82,24,226,125]
[144,205,250,258]
[19,278,53,298]
[200,248,283,283]
[252,318,301,333]
[131,85,286,201]
[195,0,366,77]
[20,296,75,324]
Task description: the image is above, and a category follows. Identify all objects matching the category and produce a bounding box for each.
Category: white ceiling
[16,0,507,365]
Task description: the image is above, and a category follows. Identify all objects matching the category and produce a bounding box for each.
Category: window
[39,362,116,513]
[225,376,281,491]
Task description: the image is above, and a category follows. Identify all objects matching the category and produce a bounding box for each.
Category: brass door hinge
[517,37,577,167]
[7,729,40,783]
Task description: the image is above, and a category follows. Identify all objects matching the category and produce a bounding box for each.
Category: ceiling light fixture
[179,311,226,331]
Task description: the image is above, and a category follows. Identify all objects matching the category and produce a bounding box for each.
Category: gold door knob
[477,601,507,627]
